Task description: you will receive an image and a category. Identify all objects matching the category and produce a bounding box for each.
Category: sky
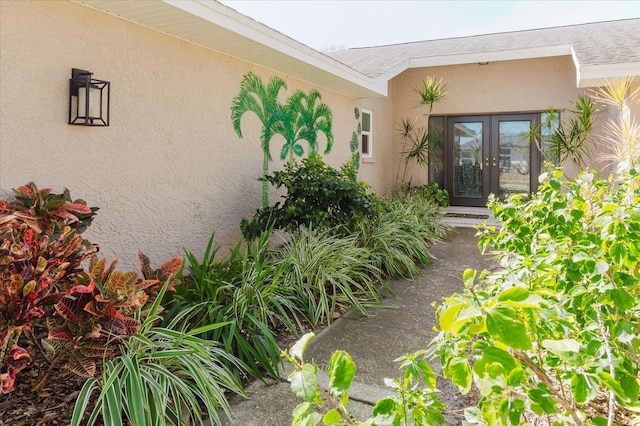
[220,0,640,51]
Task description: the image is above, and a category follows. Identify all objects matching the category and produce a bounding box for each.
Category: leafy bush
[0,183,98,394]
[409,183,449,207]
[271,228,385,328]
[72,283,245,426]
[283,333,446,425]
[433,168,640,424]
[241,154,381,240]
[41,254,183,384]
[165,231,298,381]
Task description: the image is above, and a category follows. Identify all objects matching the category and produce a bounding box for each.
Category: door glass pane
[499,121,530,198]
[428,116,445,188]
[453,122,483,197]
[540,111,560,170]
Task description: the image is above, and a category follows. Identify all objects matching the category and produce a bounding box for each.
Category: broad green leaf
[596,372,630,403]
[528,387,557,414]
[486,306,532,350]
[372,397,396,422]
[292,402,322,426]
[446,357,472,394]
[621,375,639,401]
[498,287,530,302]
[322,409,343,425]
[473,346,517,380]
[571,374,588,403]
[610,288,634,311]
[289,364,319,401]
[542,339,580,354]
[449,306,483,333]
[438,303,464,332]
[328,351,356,392]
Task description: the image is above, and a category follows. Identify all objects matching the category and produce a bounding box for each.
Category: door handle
[492,157,497,167]
[485,157,489,167]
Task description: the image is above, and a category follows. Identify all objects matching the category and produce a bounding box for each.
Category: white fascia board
[163,0,385,95]
[375,45,573,83]
[577,63,640,88]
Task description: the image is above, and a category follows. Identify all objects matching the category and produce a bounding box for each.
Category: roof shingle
[328,19,640,78]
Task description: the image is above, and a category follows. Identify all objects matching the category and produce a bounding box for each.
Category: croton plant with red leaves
[0,183,183,394]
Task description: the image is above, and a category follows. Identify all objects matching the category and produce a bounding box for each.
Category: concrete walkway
[221,225,496,425]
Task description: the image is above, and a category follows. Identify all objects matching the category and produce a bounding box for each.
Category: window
[361,109,372,158]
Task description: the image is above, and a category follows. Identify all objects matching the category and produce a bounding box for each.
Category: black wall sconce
[68,68,110,126]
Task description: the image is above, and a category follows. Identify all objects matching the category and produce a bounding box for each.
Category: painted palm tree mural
[231,72,287,209]
[279,89,334,164]
[231,72,334,208]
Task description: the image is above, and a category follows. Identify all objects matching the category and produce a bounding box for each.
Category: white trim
[361,109,373,159]
[71,0,387,97]
[577,62,640,87]
[375,45,573,83]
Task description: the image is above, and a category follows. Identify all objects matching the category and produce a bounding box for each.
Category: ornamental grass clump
[165,230,299,381]
[272,228,386,328]
[353,190,447,279]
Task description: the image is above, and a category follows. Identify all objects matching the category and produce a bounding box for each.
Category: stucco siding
[0,0,357,269]
[389,56,587,186]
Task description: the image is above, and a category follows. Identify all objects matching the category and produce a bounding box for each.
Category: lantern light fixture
[68,68,110,126]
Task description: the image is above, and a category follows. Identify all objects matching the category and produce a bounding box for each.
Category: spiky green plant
[272,228,386,328]
[71,281,245,426]
[415,76,448,112]
[165,230,298,381]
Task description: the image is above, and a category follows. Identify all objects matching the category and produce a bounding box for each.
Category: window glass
[428,116,445,187]
[361,110,372,158]
[540,111,561,167]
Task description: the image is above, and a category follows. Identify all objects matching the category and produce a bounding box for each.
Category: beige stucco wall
[0,0,357,269]
[359,56,602,192]
[393,56,586,187]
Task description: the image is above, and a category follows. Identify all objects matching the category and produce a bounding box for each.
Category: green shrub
[433,168,640,424]
[72,282,245,426]
[241,154,381,240]
[283,333,446,425]
[271,228,386,328]
[165,231,298,381]
[0,183,99,394]
[408,183,449,207]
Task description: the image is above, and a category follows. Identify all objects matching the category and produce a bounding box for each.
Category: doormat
[443,213,489,219]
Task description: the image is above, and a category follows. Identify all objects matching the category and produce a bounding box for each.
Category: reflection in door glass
[499,121,530,198]
[453,122,482,197]
[428,116,445,188]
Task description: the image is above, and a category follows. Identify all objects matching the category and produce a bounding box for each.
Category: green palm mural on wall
[231,72,334,208]
[278,89,334,164]
[231,72,288,209]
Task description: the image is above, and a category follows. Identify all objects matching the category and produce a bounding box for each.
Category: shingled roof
[327,18,640,87]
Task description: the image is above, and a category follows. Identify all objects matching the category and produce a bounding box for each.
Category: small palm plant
[395,76,448,190]
[593,77,640,173]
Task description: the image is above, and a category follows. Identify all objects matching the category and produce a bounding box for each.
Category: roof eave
[577,63,640,88]
[374,45,573,82]
[70,0,386,97]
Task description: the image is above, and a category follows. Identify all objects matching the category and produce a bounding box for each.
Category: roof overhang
[576,63,640,88]
[375,45,573,83]
[70,0,387,97]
